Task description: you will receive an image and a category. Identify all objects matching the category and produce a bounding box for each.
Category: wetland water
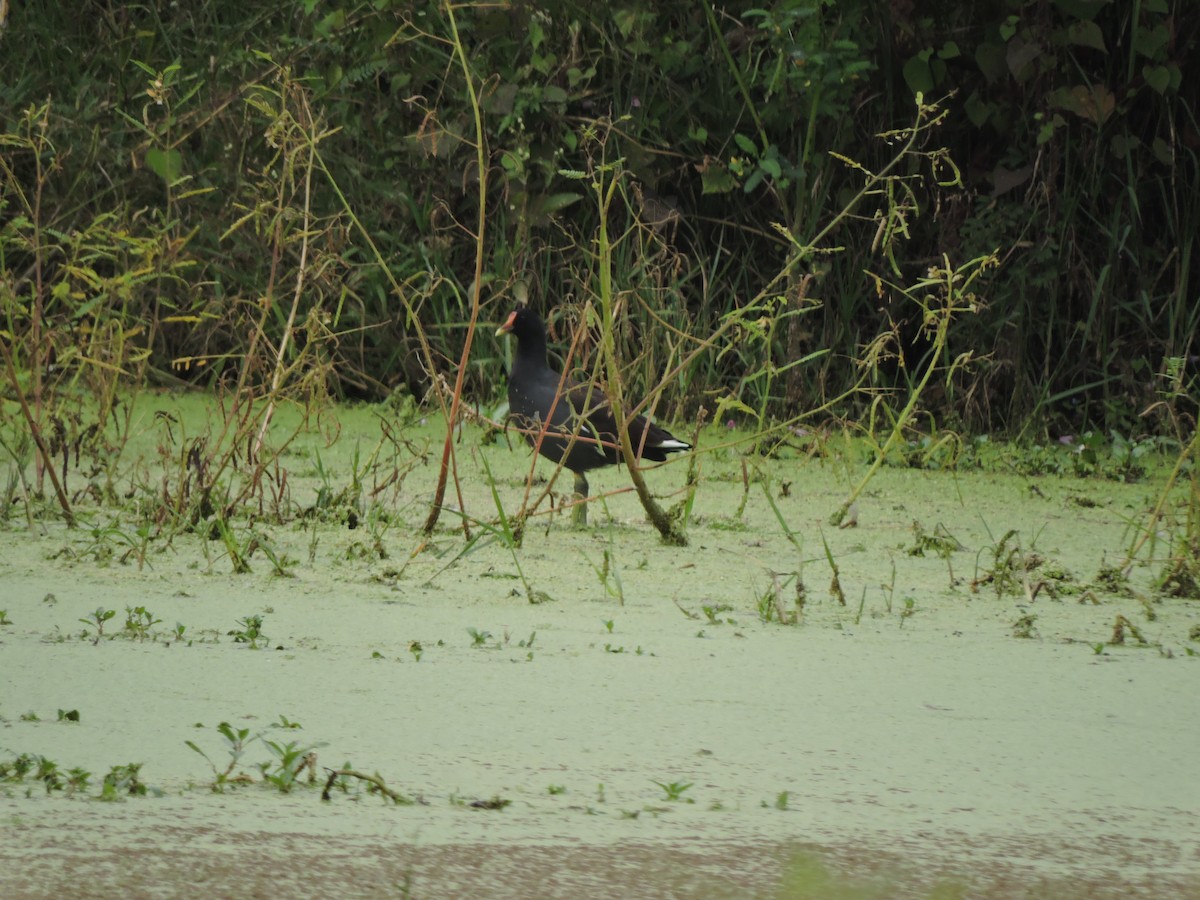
[2,394,1198,897]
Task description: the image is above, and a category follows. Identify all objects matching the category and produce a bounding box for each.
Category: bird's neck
[514,330,549,373]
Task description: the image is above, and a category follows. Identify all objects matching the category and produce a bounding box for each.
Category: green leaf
[964,90,992,128]
[1109,134,1139,160]
[1152,137,1173,165]
[144,148,183,182]
[713,395,757,424]
[975,41,1007,84]
[733,133,757,156]
[903,54,933,95]
[700,162,736,195]
[1067,20,1105,52]
[1143,64,1171,94]
[530,192,582,220]
[1048,84,1114,125]
[1051,0,1108,21]
[1006,38,1042,82]
[759,157,782,179]
[1134,24,1170,60]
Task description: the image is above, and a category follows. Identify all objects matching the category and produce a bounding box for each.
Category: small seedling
[653,779,694,802]
[0,753,32,782]
[603,619,614,634]
[31,755,64,793]
[79,607,116,640]
[229,614,267,648]
[186,721,257,791]
[101,762,149,800]
[467,627,492,647]
[586,548,625,605]
[57,709,80,723]
[66,767,91,795]
[775,790,790,810]
[408,640,423,662]
[123,605,161,641]
[259,739,321,793]
[0,610,11,625]
[547,784,566,795]
[701,604,733,625]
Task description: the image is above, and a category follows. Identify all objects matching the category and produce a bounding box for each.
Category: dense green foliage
[1,0,1197,436]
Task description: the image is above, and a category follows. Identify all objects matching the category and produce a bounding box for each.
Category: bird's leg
[572,471,589,526]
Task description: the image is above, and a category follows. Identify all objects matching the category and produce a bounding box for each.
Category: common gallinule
[496,307,690,523]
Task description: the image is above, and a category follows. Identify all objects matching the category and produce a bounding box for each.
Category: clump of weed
[754,574,801,625]
[122,606,162,641]
[701,603,735,625]
[259,739,320,793]
[1092,560,1134,597]
[1011,614,1038,639]
[906,521,964,558]
[101,763,152,800]
[228,613,269,648]
[0,751,153,799]
[1158,538,1200,599]
[1110,615,1149,647]
[186,722,258,791]
[972,529,1079,599]
[187,717,321,793]
[653,779,694,802]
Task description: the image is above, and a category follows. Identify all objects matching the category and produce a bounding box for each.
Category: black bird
[496,307,690,523]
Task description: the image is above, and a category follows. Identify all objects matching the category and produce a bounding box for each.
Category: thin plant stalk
[423,0,488,537]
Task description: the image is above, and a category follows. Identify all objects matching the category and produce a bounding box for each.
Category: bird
[495,306,691,524]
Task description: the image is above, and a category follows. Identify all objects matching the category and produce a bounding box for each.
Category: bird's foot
[571,473,590,526]
[571,493,588,527]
